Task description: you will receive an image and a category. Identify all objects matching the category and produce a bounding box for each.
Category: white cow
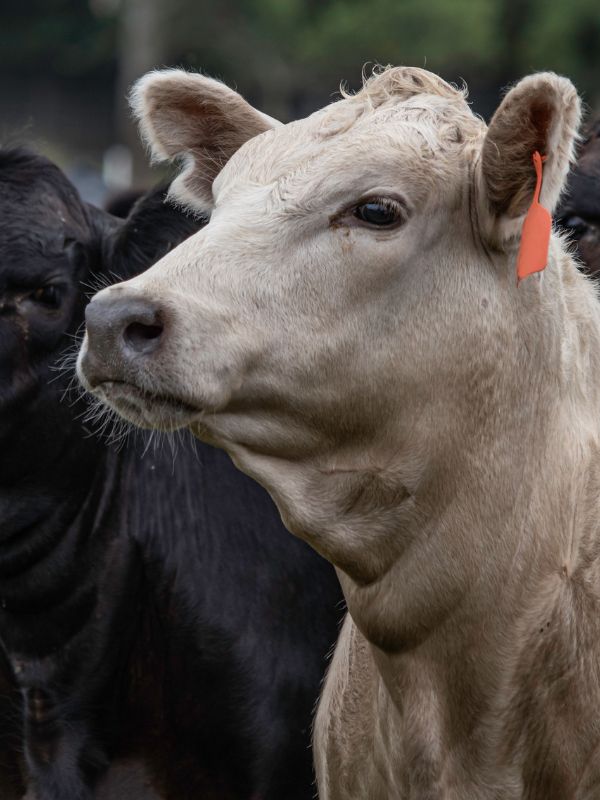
[78,66,600,798]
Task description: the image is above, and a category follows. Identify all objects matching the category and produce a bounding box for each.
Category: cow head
[0,148,201,452]
[78,68,583,594]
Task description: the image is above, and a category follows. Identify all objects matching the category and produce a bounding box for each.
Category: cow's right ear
[130,69,281,211]
[478,72,581,248]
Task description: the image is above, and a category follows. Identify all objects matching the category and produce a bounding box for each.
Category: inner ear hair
[130,69,280,210]
[482,73,581,220]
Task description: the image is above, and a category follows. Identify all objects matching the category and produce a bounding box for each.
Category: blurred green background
[1,0,599,202]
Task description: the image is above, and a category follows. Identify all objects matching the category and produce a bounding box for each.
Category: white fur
[79,67,600,799]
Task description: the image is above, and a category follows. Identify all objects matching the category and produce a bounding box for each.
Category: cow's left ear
[130,69,281,212]
[479,72,581,247]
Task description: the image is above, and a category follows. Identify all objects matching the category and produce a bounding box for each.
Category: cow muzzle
[77,288,201,430]
[81,290,164,387]
[78,281,256,432]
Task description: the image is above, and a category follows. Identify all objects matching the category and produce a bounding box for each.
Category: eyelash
[353,197,405,227]
[331,195,407,230]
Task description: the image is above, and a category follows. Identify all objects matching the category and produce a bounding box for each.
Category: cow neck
[0,423,145,799]
[323,260,600,793]
[325,429,600,794]
[0,413,127,660]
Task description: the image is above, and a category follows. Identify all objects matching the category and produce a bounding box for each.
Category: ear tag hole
[516,151,551,285]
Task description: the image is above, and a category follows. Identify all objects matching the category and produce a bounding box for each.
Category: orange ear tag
[516,151,551,285]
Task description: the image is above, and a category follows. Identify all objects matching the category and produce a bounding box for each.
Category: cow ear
[130,69,281,211]
[84,203,122,271]
[479,72,581,247]
[102,184,204,281]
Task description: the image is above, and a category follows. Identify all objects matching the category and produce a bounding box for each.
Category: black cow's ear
[83,203,123,278]
[102,184,204,282]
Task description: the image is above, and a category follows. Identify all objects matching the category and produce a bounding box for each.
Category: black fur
[0,149,343,800]
[556,118,600,277]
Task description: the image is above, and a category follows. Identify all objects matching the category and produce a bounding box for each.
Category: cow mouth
[91,380,200,431]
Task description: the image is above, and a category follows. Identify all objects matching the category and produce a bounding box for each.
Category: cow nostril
[124,321,164,353]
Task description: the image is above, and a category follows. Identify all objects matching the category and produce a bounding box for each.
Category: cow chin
[89,380,200,431]
[76,337,205,431]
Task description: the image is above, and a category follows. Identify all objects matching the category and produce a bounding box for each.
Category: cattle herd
[0,67,599,799]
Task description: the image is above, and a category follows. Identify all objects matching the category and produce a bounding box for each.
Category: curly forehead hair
[345,64,468,106]
[335,65,484,147]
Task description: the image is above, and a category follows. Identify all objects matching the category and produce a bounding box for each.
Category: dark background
[2,0,599,203]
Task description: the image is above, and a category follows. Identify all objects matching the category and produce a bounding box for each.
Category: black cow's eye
[564,215,589,237]
[354,198,404,227]
[32,285,62,309]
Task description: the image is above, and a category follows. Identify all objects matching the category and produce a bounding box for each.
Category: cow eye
[354,198,404,227]
[32,285,62,309]
[564,215,589,237]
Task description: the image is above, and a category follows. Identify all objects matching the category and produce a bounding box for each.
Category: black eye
[564,215,589,237]
[32,285,62,309]
[354,199,404,227]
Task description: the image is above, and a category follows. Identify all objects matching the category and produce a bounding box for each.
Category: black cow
[0,148,343,800]
[557,117,600,276]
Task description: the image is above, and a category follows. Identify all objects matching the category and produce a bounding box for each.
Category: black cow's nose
[84,292,165,378]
